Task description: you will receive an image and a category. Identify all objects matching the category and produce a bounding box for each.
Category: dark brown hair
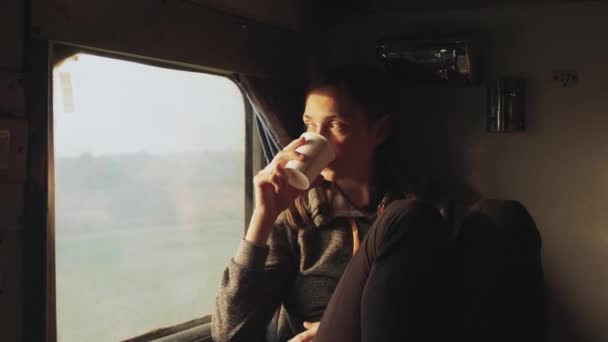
[307,64,394,124]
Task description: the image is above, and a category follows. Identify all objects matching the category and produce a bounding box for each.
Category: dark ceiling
[312,0,592,17]
[187,0,595,32]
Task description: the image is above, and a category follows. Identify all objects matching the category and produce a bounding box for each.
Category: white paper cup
[284,132,336,190]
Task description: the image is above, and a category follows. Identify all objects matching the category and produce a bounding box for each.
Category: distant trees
[55,151,244,233]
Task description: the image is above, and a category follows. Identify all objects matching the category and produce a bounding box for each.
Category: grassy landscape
[55,151,245,341]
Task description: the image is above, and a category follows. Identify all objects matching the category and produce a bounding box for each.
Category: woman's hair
[307,64,394,125]
[284,64,406,229]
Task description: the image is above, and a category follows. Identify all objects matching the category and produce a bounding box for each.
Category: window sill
[123,315,212,342]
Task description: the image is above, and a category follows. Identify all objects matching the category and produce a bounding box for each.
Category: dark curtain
[232,74,305,164]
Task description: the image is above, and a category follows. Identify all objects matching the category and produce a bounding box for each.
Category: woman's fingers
[276,164,302,195]
[270,169,286,193]
[253,171,272,186]
[255,164,292,194]
[274,162,287,180]
[269,136,305,169]
[283,136,306,151]
[277,150,305,164]
[288,321,319,342]
[261,149,304,173]
[303,321,320,332]
[261,136,308,173]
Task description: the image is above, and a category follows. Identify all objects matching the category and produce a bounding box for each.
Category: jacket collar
[306,180,396,228]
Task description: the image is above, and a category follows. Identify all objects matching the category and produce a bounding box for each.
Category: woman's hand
[253,136,306,219]
[246,137,321,246]
[288,321,320,342]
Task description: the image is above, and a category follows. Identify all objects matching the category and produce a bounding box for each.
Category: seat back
[453,199,547,342]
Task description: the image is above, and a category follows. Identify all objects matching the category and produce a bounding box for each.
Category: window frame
[36,41,257,342]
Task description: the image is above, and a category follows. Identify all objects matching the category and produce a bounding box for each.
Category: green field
[55,153,245,341]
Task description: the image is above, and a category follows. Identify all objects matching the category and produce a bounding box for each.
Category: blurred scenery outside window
[53,54,245,341]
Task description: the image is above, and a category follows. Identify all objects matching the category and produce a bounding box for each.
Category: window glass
[52,54,245,341]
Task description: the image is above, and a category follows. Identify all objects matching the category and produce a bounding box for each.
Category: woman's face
[302,85,387,182]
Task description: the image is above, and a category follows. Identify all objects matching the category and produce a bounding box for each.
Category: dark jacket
[211,180,396,342]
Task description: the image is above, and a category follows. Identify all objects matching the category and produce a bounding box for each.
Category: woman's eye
[330,121,346,131]
[304,123,315,131]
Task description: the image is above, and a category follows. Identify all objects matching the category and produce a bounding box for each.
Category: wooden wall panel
[0,0,25,338]
[31,0,305,77]
[190,0,303,31]
[0,0,23,71]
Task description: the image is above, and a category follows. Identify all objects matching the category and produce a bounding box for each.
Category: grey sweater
[211,181,393,342]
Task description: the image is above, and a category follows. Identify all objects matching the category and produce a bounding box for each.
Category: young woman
[212,65,452,342]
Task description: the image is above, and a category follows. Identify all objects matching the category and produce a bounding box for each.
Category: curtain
[232,74,304,164]
[255,118,282,165]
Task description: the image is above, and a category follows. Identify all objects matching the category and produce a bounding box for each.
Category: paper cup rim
[299,132,335,161]
[301,131,328,143]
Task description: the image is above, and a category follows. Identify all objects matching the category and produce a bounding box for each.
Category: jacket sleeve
[211,215,298,342]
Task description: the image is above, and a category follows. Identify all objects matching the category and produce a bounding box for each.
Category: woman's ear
[373,115,391,146]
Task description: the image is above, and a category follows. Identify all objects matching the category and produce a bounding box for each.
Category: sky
[52,54,245,158]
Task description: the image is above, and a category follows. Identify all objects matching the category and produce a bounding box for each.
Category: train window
[52,54,247,341]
